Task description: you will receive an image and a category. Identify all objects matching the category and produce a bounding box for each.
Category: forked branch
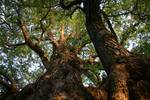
[18,19,50,69]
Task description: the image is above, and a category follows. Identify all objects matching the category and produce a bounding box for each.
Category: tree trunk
[4,43,98,100]
[84,0,150,100]
[2,21,108,100]
[2,0,150,99]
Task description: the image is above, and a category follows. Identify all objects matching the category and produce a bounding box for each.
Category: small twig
[5,42,26,49]
[40,8,51,40]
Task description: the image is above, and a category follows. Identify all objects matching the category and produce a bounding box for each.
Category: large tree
[60,0,150,99]
[0,0,150,100]
[0,0,100,99]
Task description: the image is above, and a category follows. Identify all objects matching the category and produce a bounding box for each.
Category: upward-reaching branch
[60,24,65,42]
[18,19,50,70]
[18,20,30,42]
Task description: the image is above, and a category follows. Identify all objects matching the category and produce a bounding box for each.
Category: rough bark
[83,0,150,100]
[3,42,96,100]
[2,24,99,100]
[1,0,150,100]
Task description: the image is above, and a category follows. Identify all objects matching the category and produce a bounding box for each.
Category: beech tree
[0,0,150,100]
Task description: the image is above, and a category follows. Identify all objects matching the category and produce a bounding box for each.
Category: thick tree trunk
[2,21,108,100]
[84,0,150,100]
[14,59,93,100]
[4,43,97,100]
[2,0,150,99]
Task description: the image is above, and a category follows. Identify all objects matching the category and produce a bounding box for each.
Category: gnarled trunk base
[5,58,95,100]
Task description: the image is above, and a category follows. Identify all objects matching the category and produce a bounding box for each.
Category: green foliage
[0,0,91,89]
[103,0,150,52]
[0,0,150,91]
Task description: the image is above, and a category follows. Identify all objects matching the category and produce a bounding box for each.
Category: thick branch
[18,19,50,69]
[18,20,30,42]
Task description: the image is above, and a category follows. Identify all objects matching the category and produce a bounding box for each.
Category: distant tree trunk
[84,0,150,100]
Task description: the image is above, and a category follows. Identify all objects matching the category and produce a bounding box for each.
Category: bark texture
[2,24,97,100]
[3,42,96,100]
[1,0,150,100]
[83,0,150,100]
